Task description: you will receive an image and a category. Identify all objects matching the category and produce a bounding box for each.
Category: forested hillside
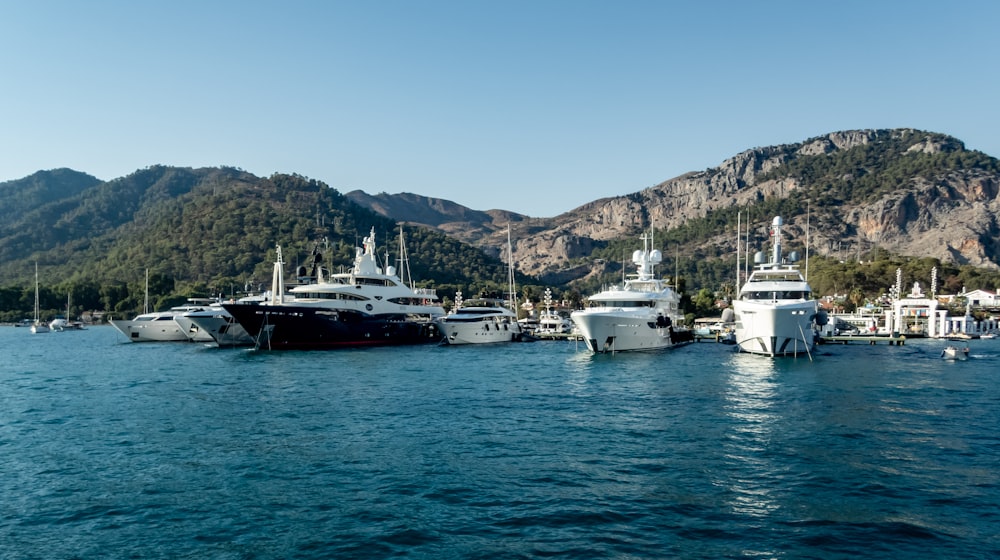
[5,128,1000,324]
[0,167,518,321]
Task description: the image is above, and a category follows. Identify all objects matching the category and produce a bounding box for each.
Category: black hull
[222,304,440,350]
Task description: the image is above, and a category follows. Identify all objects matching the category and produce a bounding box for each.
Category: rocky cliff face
[348,129,1000,282]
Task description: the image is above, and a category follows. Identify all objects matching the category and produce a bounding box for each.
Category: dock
[531,332,580,341]
[820,335,906,346]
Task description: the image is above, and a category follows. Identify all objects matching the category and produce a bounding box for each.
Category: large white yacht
[571,230,691,353]
[733,216,819,357]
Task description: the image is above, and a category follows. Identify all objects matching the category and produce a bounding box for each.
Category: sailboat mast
[506,224,518,312]
[34,262,40,322]
[805,203,811,281]
[397,224,414,290]
[735,211,741,290]
[744,213,751,279]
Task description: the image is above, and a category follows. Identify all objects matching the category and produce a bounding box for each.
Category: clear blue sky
[3,1,998,216]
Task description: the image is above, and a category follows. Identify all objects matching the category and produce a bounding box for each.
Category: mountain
[0,167,516,315]
[347,129,1000,283]
[3,127,1000,320]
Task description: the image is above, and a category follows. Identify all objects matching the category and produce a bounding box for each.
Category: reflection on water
[721,353,780,520]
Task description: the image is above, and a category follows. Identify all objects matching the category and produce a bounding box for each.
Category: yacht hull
[437,320,524,345]
[110,319,190,342]
[733,300,817,357]
[224,304,440,350]
[184,314,254,347]
[572,311,692,353]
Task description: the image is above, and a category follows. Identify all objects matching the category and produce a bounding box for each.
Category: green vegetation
[3,129,1000,324]
[0,167,516,322]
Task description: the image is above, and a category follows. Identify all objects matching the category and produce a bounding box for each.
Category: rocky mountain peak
[347,129,1000,282]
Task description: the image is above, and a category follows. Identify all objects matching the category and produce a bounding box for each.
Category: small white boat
[941,345,969,360]
[537,310,572,334]
[50,293,85,331]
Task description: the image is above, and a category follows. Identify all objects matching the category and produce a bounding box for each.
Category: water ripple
[1,330,999,558]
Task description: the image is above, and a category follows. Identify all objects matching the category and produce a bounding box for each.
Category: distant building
[961,289,999,308]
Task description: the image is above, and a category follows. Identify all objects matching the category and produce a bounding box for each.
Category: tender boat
[733,216,821,357]
[570,229,691,353]
[223,227,445,350]
[941,345,969,360]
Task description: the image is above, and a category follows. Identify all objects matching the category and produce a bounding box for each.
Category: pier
[820,335,906,346]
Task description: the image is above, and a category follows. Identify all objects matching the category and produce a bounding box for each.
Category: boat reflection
[720,353,781,519]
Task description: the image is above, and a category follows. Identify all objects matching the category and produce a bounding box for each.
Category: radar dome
[753,251,766,264]
[650,249,662,263]
[772,216,783,227]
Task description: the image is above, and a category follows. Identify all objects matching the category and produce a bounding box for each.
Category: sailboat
[50,292,85,331]
[30,263,50,334]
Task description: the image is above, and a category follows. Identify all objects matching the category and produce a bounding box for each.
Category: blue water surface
[1,327,998,559]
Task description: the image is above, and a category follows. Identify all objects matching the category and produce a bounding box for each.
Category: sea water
[1,327,998,559]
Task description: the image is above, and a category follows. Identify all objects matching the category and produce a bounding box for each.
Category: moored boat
[570,229,691,353]
[733,216,821,357]
[50,293,86,331]
[181,295,271,347]
[437,226,526,345]
[110,299,217,342]
[437,294,525,345]
[224,227,444,350]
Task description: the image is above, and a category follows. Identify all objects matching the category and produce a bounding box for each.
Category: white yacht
[733,216,819,357]
[436,226,525,345]
[50,293,85,331]
[180,294,271,347]
[110,299,217,342]
[537,310,573,334]
[535,288,572,334]
[571,230,690,353]
[437,293,525,345]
